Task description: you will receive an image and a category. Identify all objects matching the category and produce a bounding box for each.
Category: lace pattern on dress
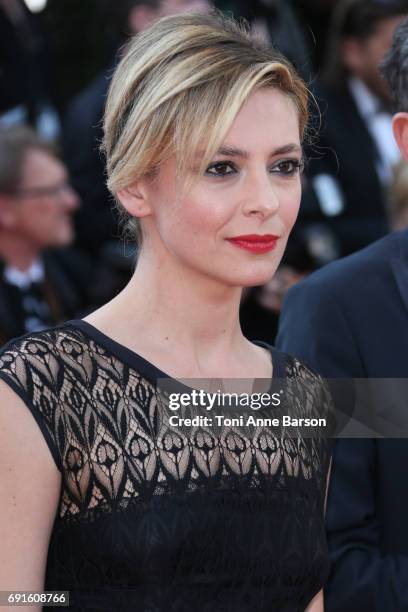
[0,324,333,526]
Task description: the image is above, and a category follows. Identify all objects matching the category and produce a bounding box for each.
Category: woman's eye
[205,161,237,177]
[271,159,303,176]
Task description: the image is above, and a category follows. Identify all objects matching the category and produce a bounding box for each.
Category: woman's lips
[226,234,279,254]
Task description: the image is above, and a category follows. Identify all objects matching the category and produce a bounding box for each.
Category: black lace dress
[0,320,333,612]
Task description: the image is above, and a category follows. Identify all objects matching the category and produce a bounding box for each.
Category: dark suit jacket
[0,248,95,345]
[300,82,389,256]
[276,229,408,611]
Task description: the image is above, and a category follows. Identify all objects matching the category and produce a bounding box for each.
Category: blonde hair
[102,11,309,243]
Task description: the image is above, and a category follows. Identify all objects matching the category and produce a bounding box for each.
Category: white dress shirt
[349,76,401,184]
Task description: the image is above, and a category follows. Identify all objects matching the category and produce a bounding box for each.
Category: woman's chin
[240,275,275,288]
[244,263,281,287]
[222,268,279,289]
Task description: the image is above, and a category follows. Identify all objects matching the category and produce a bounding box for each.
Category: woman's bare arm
[305,588,324,612]
[0,380,60,611]
[324,458,332,515]
[305,456,332,612]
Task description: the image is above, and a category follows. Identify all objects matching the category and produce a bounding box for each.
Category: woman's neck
[120,249,242,345]
[86,245,259,378]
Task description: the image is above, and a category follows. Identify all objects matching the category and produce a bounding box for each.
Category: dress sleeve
[312,370,336,491]
[317,373,336,471]
[283,353,335,500]
[0,333,62,471]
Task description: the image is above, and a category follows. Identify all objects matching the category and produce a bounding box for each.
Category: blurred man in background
[300,0,408,260]
[0,126,95,344]
[277,16,408,611]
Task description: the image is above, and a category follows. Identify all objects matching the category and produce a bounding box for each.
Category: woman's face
[133,87,303,288]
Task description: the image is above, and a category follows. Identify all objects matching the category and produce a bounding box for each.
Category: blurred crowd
[1,0,408,346]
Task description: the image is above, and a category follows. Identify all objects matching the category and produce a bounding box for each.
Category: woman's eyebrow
[216,143,302,158]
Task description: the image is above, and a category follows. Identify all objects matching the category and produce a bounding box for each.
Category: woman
[0,12,332,612]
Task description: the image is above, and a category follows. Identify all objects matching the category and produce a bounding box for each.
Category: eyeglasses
[11,180,74,200]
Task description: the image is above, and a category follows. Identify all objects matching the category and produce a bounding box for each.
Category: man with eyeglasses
[0,125,94,344]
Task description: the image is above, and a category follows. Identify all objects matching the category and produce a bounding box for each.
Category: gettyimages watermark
[156,377,408,438]
[167,388,282,410]
[165,388,327,428]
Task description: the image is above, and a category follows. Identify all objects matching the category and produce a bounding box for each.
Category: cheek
[162,194,230,241]
[278,182,302,231]
[36,209,55,231]
[188,202,229,237]
[32,205,62,235]
[19,207,41,232]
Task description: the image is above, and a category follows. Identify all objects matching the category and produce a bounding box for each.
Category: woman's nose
[242,171,280,219]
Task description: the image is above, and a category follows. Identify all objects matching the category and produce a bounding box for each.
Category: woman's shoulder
[281,350,325,383]
[0,322,98,469]
[269,345,334,414]
[272,347,335,463]
[266,343,327,384]
[0,321,87,352]
[0,321,93,380]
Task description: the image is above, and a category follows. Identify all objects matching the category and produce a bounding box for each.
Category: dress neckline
[65,319,287,390]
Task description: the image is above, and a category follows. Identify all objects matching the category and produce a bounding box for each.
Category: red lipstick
[226,234,279,254]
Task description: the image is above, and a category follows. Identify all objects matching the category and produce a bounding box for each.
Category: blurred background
[1,0,407,346]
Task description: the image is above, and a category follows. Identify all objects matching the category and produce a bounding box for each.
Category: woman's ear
[117,181,153,218]
[392,113,408,162]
